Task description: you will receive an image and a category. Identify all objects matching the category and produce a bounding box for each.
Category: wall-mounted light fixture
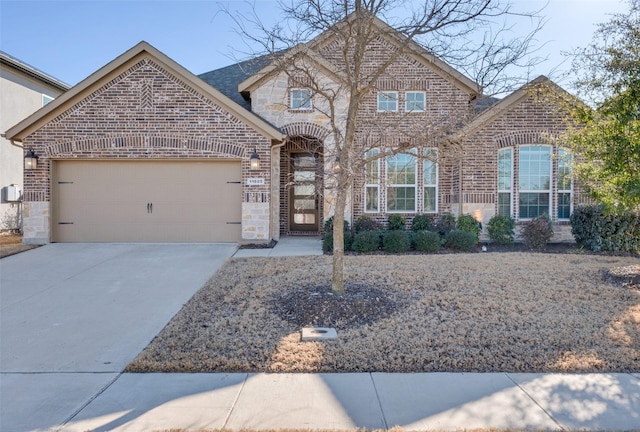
[249,148,260,170]
[24,148,39,170]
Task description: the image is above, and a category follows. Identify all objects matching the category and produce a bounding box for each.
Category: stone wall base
[242,202,270,242]
[22,201,50,245]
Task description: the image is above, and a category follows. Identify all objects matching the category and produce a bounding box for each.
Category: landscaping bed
[127,252,639,373]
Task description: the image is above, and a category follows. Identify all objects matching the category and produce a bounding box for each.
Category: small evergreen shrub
[444,229,477,251]
[487,215,515,245]
[352,230,382,253]
[383,230,411,253]
[354,215,381,233]
[571,205,640,252]
[457,214,482,240]
[521,214,554,250]
[436,213,457,236]
[413,230,441,253]
[411,214,435,231]
[323,216,349,233]
[387,214,406,231]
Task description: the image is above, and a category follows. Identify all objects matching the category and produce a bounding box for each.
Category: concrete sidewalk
[60,372,640,431]
[233,235,323,257]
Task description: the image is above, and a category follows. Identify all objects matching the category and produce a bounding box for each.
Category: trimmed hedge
[457,214,482,240]
[571,205,640,252]
[383,230,411,253]
[411,214,435,231]
[322,217,352,253]
[444,229,477,251]
[354,215,381,233]
[521,214,553,250]
[487,215,515,245]
[352,230,382,253]
[387,214,406,231]
[436,213,457,236]
[413,230,442,253]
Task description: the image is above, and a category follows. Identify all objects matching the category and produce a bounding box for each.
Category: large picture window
[386,151,416,212]
[519,145,551,219]
[364,149,380,213]
[423,149,438,212]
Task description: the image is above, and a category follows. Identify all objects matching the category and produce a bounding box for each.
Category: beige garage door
[52,160,242,242]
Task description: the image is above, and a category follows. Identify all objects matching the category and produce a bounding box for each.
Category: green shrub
[457,214,482,240]
[444,229,477,251]
[487,215,515,245]
[521,214,554,250]
[354,215,381,233]
[352,230,382,253]
[322,217,352,253]
[413,230,441,253]
[383,230,411,253]
[571,205,640,252]
[387,214,406,231]
[436,213,456,236]
[411,214,435,231]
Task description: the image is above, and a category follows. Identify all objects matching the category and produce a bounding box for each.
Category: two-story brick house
[6,16,580,244]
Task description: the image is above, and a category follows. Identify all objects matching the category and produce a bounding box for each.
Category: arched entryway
[280,136,324,235]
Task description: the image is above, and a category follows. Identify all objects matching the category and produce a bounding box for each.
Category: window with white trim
[406,91,426,112]
[386,151,416,212]
[557,148,573,220]
[377,91,398,112]
[290,89,312,110]
[497,148,513,217]
[423,148,438,212]
[364,149,380,213]
[518,145,551,219]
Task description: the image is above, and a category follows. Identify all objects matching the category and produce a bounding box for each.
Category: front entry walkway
[233,235,323,258]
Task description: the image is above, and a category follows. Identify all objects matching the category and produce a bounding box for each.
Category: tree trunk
[331,178,347,294]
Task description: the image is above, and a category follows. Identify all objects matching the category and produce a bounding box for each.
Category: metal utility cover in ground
[301,327,337,341]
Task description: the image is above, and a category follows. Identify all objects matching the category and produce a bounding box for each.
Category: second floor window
[378,91,398,112]
[406,91,426,112]
[290,89,312,110]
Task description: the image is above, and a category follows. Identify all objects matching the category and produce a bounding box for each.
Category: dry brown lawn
[0,233,36,258]
[127,252,640,374]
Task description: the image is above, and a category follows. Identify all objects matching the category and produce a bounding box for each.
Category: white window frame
[290,88,312,110]
[364,148,380,213]
[422,148,438,213]
[377,91,398,112]
[557,148,573,221]
[386,150,417,213]
[405,91,426,113]
[518,145,552,220]
[497,147,513,217]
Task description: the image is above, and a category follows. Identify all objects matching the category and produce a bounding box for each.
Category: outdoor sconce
[24,148,39,170]
[249,148,260,170]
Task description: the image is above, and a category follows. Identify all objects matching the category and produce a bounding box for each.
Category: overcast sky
[0,0,629,92]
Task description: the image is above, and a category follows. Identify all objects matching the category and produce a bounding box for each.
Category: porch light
[249,148,260,170]
[24,148,39,170]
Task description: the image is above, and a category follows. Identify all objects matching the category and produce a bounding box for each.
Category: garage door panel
[53,161,242,243]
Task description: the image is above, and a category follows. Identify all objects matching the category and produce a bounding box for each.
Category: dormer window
[290,89,312,110]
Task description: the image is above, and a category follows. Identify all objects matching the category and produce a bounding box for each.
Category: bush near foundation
[387,214,406,231]
[411,214,435,231]
[487,215,515,245]
[354,215,381,233]
[352,230,383,253]
[413,230,442,252]
[571,205,640,252]
[383,230,411,253]
[522,214,554,250]
[457,214,482,241]
[444,229,477,251]
[436,213,457,236]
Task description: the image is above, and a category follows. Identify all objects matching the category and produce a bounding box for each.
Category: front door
[289,153,319,232]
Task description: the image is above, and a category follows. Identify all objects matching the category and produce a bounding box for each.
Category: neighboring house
[0,51,69,232]
[6,16,582,245]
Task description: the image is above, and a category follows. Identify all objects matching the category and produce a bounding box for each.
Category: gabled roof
[460,76,574,136]
[0,50,70,91]
[306,13,480,95]
[6,42,284,142]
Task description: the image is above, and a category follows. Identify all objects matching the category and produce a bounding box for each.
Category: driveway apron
[0,243,237,432]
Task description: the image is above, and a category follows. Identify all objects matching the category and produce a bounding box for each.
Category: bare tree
[224,0,544,294]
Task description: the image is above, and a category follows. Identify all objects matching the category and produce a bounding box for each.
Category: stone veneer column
[242,202,271,242]
[22,201,50,245]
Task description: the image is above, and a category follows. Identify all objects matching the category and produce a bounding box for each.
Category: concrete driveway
[0,243,237,432]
